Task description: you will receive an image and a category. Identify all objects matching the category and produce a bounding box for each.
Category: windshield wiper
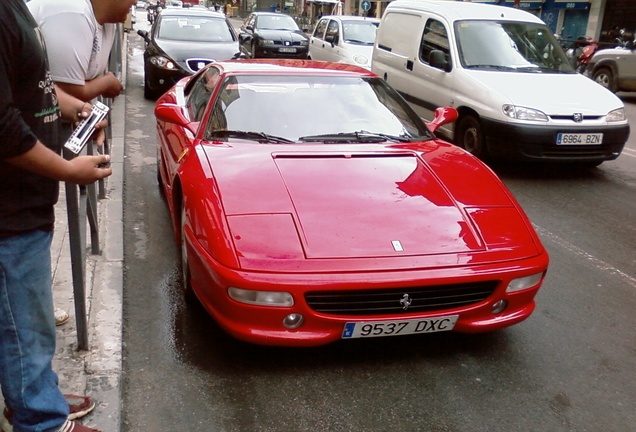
[207,130,294,143]
[298,131,413,143]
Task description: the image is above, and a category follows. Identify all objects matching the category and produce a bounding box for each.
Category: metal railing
[66,23,123,350]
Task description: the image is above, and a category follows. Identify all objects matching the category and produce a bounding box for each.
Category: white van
[372,0,630,165]
[309,16,380,70]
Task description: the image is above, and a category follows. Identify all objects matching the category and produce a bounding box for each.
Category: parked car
[137,8,239,99]
[153,59,549,347]
[586,42,636,93]
[239,12,309,59]
[136,0,146,9]
[309,15,380,70]
[372,0,630,166]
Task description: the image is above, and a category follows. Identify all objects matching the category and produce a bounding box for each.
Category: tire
[593,67,617,93]
[143,71,159,100]
[180,205,194,298]
[455,115,487,160]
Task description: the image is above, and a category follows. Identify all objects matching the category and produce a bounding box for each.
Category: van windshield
[455,20,575,73]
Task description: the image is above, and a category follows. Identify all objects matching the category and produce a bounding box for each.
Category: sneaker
[57,419,101,432]
[1,394,95,432]
[55,307,70,326]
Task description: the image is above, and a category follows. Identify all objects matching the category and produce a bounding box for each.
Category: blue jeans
[0,230,68,432]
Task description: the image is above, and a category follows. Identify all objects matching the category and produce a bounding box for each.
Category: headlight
[259,39,275,46]
[150,55,176,70]
[353,54,369,65]
[300,40,309,47]
[228,287,294,307]
[607,107,626,122]
[506,272,544,293]
[502,104,548,122]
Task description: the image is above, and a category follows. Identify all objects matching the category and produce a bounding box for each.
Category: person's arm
[5,141,111,185]
[56,72,123,102]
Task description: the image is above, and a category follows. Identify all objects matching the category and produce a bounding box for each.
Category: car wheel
[156,146,165,196]
[144,71,158,100]
[180,205,194,298]
[593,67,617,93]
[251,41,258,58]
[455,115,487,159]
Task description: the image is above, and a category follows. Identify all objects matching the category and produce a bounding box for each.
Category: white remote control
[63,101,110,155]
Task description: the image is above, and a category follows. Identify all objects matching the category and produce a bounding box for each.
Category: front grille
[305,281,498,316]
[542,146,608,158]
[186,58,213,73]
[273,41,305,46]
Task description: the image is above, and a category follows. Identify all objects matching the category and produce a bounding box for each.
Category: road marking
[622,147,636,158]
[533,224,636,289]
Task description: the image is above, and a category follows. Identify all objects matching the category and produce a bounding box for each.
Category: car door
[309,18,329,61]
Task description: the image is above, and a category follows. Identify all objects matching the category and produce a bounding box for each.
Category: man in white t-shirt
[28,0,135,102]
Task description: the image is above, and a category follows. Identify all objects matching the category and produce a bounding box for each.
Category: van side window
[313,18,328,39]
[419,19,450,67]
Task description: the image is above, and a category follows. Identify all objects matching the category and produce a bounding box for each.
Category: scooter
[565,36,599,74]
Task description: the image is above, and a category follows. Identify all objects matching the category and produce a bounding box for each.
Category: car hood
[464,70,624,115]
[155,38,239,68]
[256,29,308,41]
[198,143,542,271]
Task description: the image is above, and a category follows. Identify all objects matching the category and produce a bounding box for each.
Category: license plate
[279,47,297,53]
[556,133,603,145]
[342,315,458,339]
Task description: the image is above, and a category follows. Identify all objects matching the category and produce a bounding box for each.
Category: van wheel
[456,115,487,159]
[592,67,617,93]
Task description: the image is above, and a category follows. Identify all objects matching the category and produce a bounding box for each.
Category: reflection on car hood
[464,71,624,115]
[155,38,239,67]
[200,142,541,271]
[256,29,308,41]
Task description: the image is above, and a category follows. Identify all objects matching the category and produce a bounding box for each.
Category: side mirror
[137,29,150,43]
[325,34,337,46]
[426,106,458,134]
[429,49,451,72]
[154,103,197,135]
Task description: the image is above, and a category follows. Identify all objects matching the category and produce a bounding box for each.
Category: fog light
[283,313,304,329]
[491,300,508,314]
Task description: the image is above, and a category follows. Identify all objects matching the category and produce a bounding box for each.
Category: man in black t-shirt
[0,1,111,431]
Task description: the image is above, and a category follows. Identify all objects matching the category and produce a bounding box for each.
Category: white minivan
[372,0,630,165]
[309,16,380,70]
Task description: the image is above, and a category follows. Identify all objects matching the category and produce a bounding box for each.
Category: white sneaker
[55,307,70,326]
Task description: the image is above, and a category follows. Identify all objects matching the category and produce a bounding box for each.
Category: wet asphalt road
[121,17,636,432]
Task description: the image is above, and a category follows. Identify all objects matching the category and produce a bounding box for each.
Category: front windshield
[158,16,234,42]
[342,20,379,45]
[456,20,575,72]
[205,75,430,142]
[256,15,299,31]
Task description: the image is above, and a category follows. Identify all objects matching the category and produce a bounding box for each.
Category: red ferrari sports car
[154,59,549,347]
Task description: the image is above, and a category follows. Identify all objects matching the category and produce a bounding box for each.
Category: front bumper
[185,231,549,347]
[480,118,630,162]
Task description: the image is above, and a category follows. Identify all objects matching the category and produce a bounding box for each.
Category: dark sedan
[137,8,239,99]
[239,12,309,59]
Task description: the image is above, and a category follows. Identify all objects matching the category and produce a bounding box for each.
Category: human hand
[102,72,124,98]
[66,154,112,185]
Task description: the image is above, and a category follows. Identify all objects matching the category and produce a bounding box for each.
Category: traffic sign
[361,0,371,12]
